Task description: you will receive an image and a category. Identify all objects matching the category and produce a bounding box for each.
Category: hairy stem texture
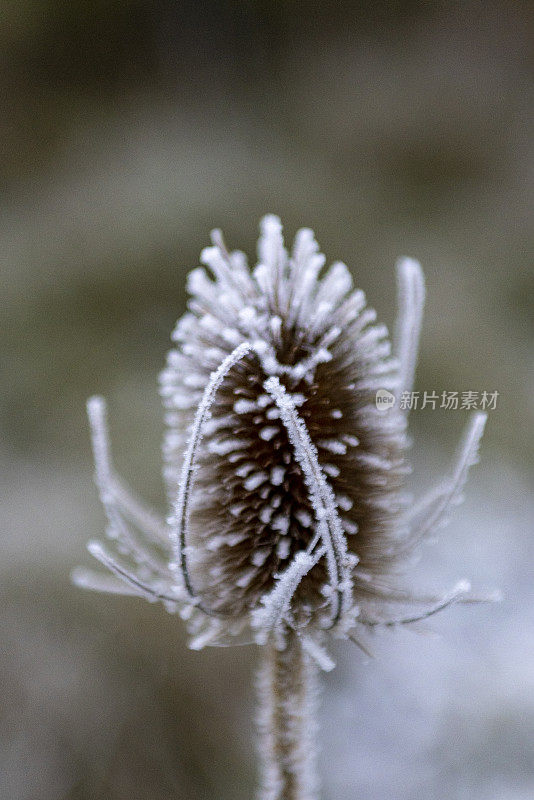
[257,632,320,800]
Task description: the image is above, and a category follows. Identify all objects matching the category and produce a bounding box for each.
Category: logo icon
[375,388,395,412]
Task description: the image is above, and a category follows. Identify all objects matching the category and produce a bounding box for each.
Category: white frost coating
[236,567,258,589]
[336,494,353,512]
[207,437,250,455]
[295,509,312,528]
[355,452,393,471]
[226,532,248,547]
[189,619,225,650]
[71,567,144,597]
[255,214,287,310]
[86,541,180,605]
[170,342,252,598]
[394,257,425,404]
[272,513,290,535]
[322,463,340,478]
[234,398,258,414]
[200,245,235,286]
[260,426,280,442]
[254,339,332,384]
[260,506,274,524]
[270,466,285,486]
[210,227,255,294]
[87,396,112,487]
[408,412,487,543]
[300,635,336,672]
[256,638,320,800]
[360,579,491,628]
[252,549,270,567]
[86,396,172,575]
[276,538,291,560]
[235,463,254,478]
[111,478,170,546]
[264,376,355,629]
[317,438,347,455]
[252,549,324,645]
[244,471,269,491]
[343,519,358,535]
[86,399,168,548]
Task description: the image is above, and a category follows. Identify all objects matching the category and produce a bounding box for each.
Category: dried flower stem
[257,631,319,800]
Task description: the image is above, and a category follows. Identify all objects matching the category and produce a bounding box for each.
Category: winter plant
[73,215,494,800]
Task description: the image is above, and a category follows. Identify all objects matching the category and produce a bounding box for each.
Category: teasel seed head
[74,214,496,666]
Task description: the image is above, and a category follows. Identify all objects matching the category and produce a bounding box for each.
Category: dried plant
[73,215,495,800]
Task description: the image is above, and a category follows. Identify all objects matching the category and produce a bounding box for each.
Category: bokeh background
[1,2,533,798]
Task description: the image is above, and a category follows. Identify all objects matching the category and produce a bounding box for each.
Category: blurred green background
[1,2,533,798]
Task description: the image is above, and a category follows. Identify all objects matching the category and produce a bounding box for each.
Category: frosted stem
[257,632,320,800]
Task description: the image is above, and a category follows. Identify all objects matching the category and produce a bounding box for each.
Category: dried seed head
[160,215,408,631]
[76,214,493,664]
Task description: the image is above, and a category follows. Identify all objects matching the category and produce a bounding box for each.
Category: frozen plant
[73,215,496,800]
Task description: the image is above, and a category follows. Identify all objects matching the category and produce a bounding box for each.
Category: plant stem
[257,631,320,800]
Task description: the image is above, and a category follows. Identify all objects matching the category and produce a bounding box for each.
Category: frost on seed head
[75,215,495,667]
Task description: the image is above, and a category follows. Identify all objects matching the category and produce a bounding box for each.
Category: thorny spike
[86,541,179,604]
[408,412,487,543]
[300,635,336,672]
[209,227,229,256]
[87,397,170,567]
[348,634,375,660]
[359,579,499,628]
[111,477,170,547]
[71,567,143,597]
[87,396,112,488]
[394,257,425,404]
[87,396,168,545]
